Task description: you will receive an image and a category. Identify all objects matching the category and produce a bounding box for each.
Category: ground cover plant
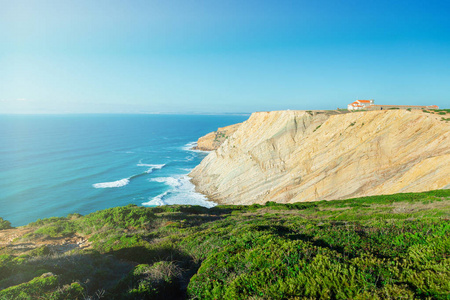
[0,189,449,299]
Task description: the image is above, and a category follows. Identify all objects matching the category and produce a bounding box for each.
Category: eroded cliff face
[194,123,242,151]
[189,110,450,205]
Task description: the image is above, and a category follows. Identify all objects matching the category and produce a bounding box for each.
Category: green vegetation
[419,107,450,121]
[313,124,321,132]
[214,131,228,142]
[433,109,450,114]
[0,217,12,230]
[0,190,449,299]
[0,274,84,300]
[423,108,450,115]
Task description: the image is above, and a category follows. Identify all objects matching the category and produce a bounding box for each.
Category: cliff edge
[193,123,242,151]
[189,110,450,205]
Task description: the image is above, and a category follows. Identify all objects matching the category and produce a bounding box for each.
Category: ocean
[0,114,249,226]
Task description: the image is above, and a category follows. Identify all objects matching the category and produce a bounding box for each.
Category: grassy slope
[0,189,449,299]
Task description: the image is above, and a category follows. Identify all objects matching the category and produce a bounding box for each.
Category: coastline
[183,141,217,207]
[189,109,450,205]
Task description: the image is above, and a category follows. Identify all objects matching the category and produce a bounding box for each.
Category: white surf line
[92,178,130,188]
[182,141,211,153]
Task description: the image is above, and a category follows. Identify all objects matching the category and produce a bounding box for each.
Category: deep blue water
[0,114,249,226]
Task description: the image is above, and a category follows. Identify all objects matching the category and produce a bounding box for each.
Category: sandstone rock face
[189,110,450,205]
[194,123,242,151]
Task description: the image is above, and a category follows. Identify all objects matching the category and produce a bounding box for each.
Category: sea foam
[142,191,169,206]
[93,178,130,188]
[93,162,165,189]
[137,163,166,173]
[149,177,182,187]
[182,141,211,153]
[143,175,216,208]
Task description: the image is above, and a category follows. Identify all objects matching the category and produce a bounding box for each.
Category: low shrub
[111,262,183,299]
[0,273,84,300]
[0,217,12,230]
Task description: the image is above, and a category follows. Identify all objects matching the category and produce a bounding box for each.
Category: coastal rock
[189,110,450,205]
[194,123,242,151]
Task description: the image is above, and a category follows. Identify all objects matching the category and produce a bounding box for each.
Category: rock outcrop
[189,110,450,205]
[193,123,242,151]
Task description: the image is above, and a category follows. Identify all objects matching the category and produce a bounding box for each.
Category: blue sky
[1,0,449,114]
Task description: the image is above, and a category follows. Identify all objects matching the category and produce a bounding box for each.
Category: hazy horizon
[1,0,449,114]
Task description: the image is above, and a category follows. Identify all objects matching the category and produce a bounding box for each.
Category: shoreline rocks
[193,123,242,151]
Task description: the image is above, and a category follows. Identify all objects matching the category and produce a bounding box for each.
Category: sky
[1,0,449,114]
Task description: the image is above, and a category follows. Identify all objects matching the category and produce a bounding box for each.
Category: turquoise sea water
[0,114,249,226]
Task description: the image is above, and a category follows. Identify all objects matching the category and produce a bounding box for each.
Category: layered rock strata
[193,123,242,151]
[189,110,450,204]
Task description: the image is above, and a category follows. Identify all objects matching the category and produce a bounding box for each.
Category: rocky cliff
[193,123,242,151]
[189,110,450,205]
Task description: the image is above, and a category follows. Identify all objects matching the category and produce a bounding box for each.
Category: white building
[348,99,374,111]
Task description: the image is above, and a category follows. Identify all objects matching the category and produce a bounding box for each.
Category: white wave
[137,163,166,173]
[93,162,166,189]
[182,141,211,153]
[142,191,169,206]
[182,141,197,151]
[150,177,182,187]
[144,175,216,208]
[93,178,130,188]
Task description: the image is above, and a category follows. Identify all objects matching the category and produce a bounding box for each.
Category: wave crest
[149,177,182,187]
[143,175,216,208]
[137,162,166,173]
[93,178,130,188]
[93,162,166,189]
[142,191,168,206]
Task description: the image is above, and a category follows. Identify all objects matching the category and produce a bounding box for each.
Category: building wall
[368,105,438,110]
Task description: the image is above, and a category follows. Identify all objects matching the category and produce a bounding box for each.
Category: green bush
[111,262,183,299]
[77,204,155,234]
[0,217,12,230]
[0,274,84,300]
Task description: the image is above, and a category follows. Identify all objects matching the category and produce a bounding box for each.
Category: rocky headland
[190,109,450,205]
[193,123,242,151]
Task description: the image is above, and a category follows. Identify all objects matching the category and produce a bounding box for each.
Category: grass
[0,189,449,299]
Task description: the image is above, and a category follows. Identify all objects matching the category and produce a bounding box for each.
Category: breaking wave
[137,162,166,173]
[142,191,169,206]
[182,141,211,153]
[142,175,216,208]
[149,177,182,187]
[93,162,166,189]
[92,178,130,188]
